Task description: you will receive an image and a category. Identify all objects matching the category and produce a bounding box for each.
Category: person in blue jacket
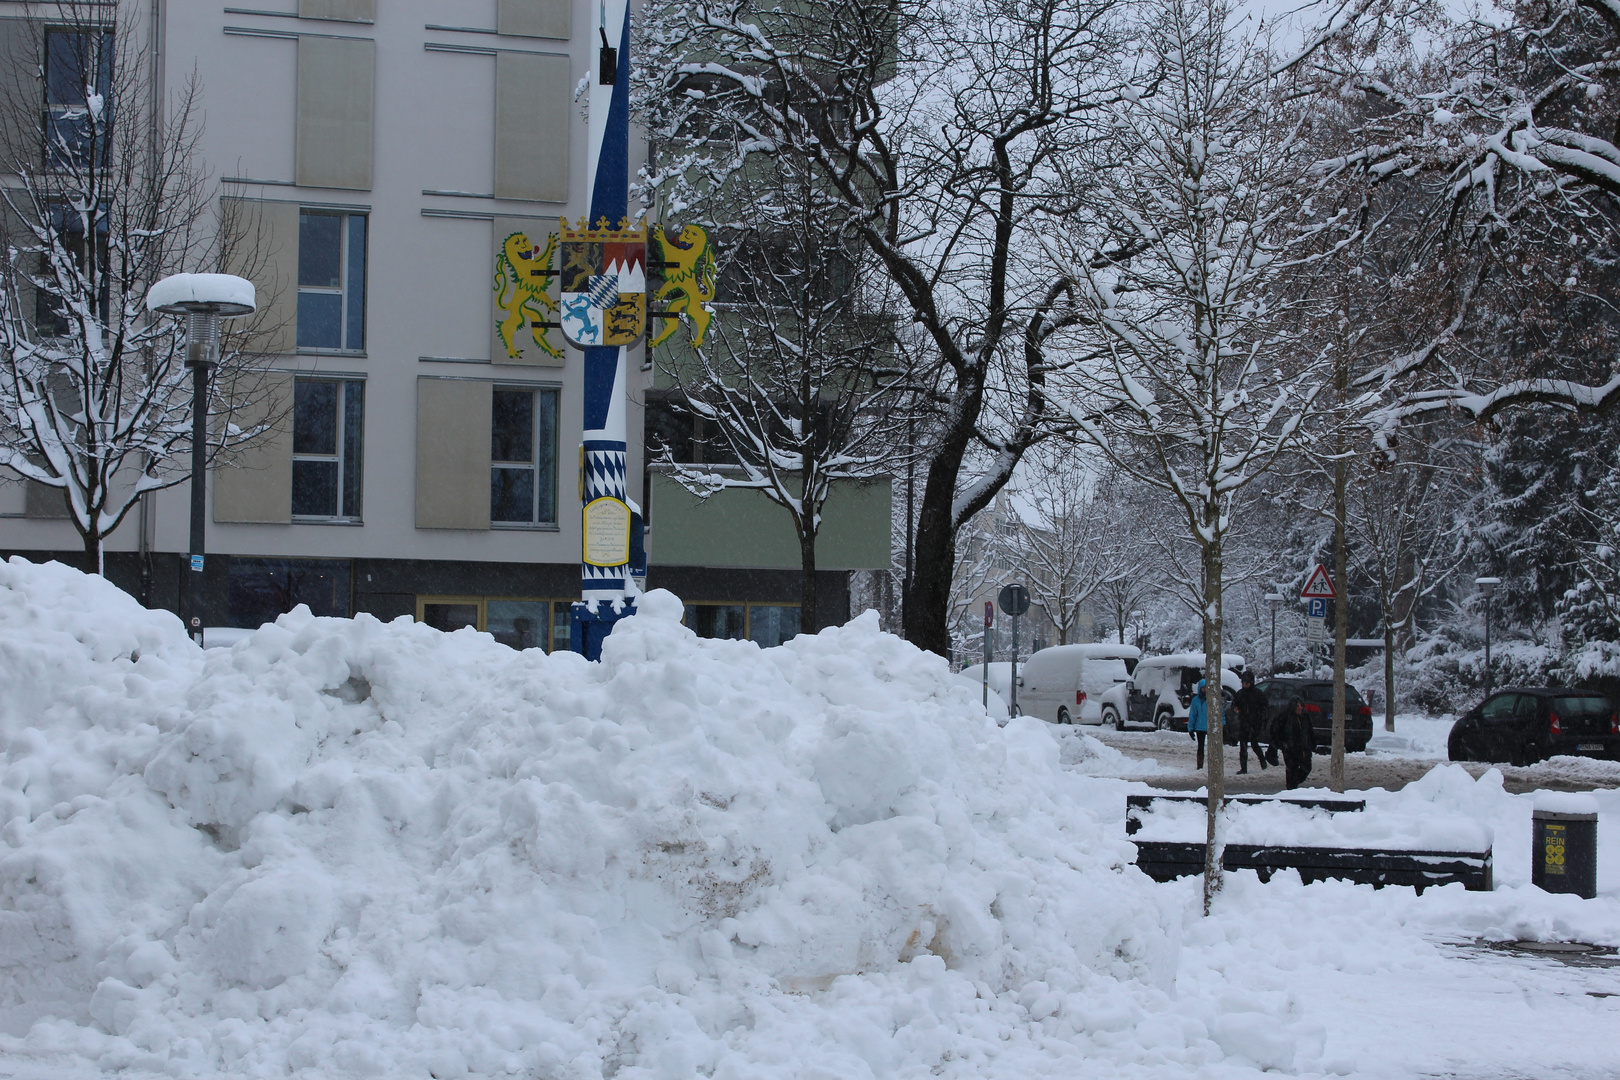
[1187,678,1209,770]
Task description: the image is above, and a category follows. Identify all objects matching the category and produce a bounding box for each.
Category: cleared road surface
[1081,723,1620,794]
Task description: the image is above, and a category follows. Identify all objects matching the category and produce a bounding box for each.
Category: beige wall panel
[491,216,564,367]
[221,197,299,356]
[299,0,375,23]
[494,52,570,203]
[296,36,375,190]
[648,476,892,570]
[214,371,295,524]
[416,377,492,530]
[498,0,571,39]
[0,18,40,171]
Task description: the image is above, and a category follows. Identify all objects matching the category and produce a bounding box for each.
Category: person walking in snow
[1187,677,1209,770]
[1232,670,1269,775]
[1278,699,1315,789]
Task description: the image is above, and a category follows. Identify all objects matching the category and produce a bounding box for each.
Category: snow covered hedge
[0,558,1176,1078]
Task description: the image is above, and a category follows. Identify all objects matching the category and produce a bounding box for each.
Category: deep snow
[0,558,1617,1079]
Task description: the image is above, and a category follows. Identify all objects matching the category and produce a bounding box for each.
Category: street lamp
[1265,592,1284,673]
[146,274,257,643]
[1475,577,1502,694]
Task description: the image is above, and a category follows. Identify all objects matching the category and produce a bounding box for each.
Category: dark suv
[1447,688,1619,766]
[1250,678,1374,753]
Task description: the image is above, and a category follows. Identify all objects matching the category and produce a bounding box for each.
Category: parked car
[959,662,1014,707]
[1099,653,1244,732]
[1016,644,1141,724]
[1447,688,1619,765]
[1253,677,1373,752]
[952,674,1011,724]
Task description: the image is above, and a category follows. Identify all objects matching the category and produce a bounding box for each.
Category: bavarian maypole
[564,0,645,658]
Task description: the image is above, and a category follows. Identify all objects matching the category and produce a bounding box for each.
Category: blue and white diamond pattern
[586,274,619,310]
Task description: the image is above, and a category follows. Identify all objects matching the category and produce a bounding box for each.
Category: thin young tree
[1006,447,1134,645]
[652,163,909,631]
[0,5,277,574]
[1062,0,1342,911]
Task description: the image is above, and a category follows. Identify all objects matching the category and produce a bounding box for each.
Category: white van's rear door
[1081,658,1130,719]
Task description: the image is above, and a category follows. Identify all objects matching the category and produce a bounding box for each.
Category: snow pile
[0,559,1178,1079]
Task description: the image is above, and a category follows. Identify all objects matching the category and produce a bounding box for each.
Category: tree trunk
[907,431,976,657]
[80,526,102,576]
[1331,454,1349,793]
[1201,532,1225,916]
[1383,620,1397,733]
[799,524,819,635]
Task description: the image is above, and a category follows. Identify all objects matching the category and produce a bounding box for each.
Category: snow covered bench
[1126,795,1493,894]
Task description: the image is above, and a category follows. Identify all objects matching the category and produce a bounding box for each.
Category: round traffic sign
[998,583,1030,617]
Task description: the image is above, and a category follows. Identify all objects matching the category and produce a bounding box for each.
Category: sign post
[1301,565,1337,680]
[982,601,994,709]
[998,584,1030,716]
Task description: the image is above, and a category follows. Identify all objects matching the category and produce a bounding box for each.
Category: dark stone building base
[0,549,851,637]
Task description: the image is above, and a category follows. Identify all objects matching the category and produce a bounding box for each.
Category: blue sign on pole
[1307,598,1326,619]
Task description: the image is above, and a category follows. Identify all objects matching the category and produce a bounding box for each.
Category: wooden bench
[1125,794,1365,835]
[1126,796,1493,894]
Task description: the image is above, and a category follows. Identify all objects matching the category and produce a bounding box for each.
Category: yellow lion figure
[650,224,716,348]
[494,231,563,360]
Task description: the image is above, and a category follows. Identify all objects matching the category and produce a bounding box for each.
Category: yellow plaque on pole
[582,496,631,567]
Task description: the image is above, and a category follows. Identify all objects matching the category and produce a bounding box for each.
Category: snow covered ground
[0,558,1616,1079]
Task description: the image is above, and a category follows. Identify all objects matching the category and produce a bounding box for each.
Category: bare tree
[652,156,909,630]
[0,5,276,573]
[1005,447,1134,645]
[638,0,1140,656]
[1061,0,1343,911]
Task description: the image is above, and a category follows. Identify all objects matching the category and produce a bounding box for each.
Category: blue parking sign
[1307,598,1326,619]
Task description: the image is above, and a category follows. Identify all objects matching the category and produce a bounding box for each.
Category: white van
[1015,644,1141,724]
[1097,652,1244,731]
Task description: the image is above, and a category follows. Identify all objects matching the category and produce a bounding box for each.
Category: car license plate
[1578,743,1604,752]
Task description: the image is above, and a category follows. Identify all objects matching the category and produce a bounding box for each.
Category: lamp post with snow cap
[1476,577,1502,695]
[1265,592,1283,673]
[145,273,257,642]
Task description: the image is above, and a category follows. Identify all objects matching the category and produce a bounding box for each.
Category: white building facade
[0,0,892,644]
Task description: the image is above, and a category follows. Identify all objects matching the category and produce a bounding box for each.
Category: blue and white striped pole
[569,0,644,659]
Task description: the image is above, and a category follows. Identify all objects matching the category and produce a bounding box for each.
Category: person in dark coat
[1278,699,1315,789]
[1231,670,1269,774]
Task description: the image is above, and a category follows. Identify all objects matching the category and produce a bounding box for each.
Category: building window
[227,557,352,628]
[292,378,364,520]
[35,201,110,336]
[683,602,800,646]
[44,28,113,172]
[491,386,558,525]
[416,596,572,652]
[297,210,367,351]
[644,395,737,466]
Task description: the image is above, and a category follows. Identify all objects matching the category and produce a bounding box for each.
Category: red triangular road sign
[1300,564,1337,599]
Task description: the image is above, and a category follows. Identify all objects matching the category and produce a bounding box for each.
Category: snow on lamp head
[146,273,257,367]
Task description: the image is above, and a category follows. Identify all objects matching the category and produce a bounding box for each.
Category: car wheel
[1101,705,1123,731]
[1155,707,1173,731]
[1448,730,1469,762]
[1057,706,1071,725]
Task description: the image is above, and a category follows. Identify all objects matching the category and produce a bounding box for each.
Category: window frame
[681,600,802,645]
[290,376,364,523]
[415,595,575,652]
[296,209,368,354]
[489,384,560,529]
[42,26,114,174]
